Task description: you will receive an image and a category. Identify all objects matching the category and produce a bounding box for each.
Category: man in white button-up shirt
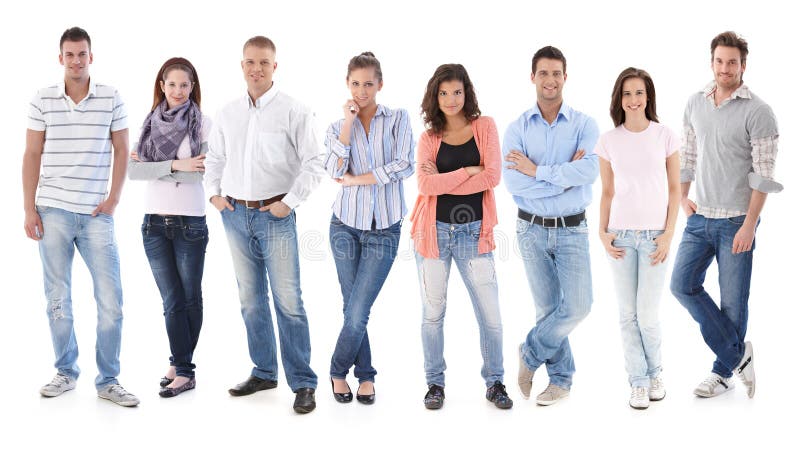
[204,36,324,414]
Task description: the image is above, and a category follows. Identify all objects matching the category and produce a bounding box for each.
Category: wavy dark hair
[421,64,480,134]
[711,31,748,64]
[151,57,201,111]
[347,51,382,81]
[609,67,658,127]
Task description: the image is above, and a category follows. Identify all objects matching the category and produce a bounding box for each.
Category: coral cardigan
[410,116,501,258]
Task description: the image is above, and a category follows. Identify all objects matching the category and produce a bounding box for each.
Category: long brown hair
[609,67,658,127]
[151,57,201,111]
[420,64,480,134]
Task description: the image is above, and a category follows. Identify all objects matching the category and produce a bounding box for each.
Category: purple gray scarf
[137,99,202,162]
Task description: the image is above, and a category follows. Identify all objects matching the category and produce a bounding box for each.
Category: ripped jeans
[37,205,123,389]
[415,220,504,387]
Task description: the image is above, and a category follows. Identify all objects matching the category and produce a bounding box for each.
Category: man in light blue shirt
[503,46,599,406]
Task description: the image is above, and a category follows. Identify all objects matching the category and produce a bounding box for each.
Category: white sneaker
[734,341,755,398]
[40,374,76,397]
[98,384,140,407]
[693,373,734,398]
[629,386,649,409]
[536,383,569,406]
[649,376,666,401]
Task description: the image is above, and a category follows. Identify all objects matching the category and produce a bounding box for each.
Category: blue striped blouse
[324,105,415,230]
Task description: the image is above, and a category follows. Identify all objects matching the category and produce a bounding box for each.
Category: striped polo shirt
[28,80,128,214]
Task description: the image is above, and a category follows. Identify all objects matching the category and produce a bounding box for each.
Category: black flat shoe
[159,377,196,398]
[331,379,353,403]
[160,376,174,388]
[356,384,375,405]
[293,387,316,414]
[228,375,278,397]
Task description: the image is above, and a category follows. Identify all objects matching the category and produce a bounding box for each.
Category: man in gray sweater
[670,31,781,399]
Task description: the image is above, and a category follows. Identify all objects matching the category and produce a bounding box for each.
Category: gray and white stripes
[28,81,128,214]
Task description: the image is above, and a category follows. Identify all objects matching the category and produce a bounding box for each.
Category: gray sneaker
[734,341,755,398]
[40,373,76,397]
[693,373,734,398]
[98,384,140,407]
[518,343,534,399]
[536,383,570,406]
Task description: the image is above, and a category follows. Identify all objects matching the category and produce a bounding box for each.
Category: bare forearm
[352,172,378,186]
[680,182,691,198]
[598,192,613,233]
[22,150,41,212]
[743,190,767,229]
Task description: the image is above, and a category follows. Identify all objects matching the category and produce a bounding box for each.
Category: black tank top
[435,137,484,224]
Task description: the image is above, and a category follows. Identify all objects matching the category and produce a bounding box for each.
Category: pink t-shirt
[595,122,680,230]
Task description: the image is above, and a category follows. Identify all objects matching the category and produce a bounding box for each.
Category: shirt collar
[375,104,392,117]
[248,81,279,109]
[703,80,752,101]
[58,78,96,100]
[526,101,571,122]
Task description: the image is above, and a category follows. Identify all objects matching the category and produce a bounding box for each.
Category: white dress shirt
[204,83,324,209]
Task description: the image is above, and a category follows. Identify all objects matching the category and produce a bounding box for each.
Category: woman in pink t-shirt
[595,67,681,410]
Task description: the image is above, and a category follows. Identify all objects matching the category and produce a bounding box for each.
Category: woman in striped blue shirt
[324,52,414,405]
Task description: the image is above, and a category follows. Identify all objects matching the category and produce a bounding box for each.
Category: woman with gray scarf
[128,57,211,398]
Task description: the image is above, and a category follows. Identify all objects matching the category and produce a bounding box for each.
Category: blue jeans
[416,220,504,388]
[142,214,208,379]
[36,205,123,389]
[670,214,756,378]
[607,229,667,388]
[516,218,592,390]
[329,215,401,383]
[220,203,317,391]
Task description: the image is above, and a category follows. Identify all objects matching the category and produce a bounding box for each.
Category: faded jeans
[221,203,317,391]
[329,215,400,383]
[37,205,123,389]
[607,229,667,388]
[416,220,504,388]
[516,218,592,390]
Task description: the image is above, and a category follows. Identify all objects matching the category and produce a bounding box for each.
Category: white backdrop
[2,0,797,460]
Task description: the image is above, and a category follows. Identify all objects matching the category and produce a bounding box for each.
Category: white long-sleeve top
[204,83,324,209]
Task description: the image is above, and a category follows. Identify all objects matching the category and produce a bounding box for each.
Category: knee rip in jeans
[421,259,446,306]
[48,300,65,321]
[467,257,496,285]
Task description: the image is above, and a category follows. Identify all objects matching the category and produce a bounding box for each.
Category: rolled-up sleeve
[324,121,350,178]
[372,109,415,185]
[748,135,782,193]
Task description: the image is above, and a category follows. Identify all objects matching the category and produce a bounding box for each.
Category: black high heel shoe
[356,382,375,405]
[331,378,353,403]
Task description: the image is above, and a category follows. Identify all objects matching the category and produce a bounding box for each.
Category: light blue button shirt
[502,102,599,217]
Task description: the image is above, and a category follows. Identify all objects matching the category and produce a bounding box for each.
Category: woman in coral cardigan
[410,64,511,410]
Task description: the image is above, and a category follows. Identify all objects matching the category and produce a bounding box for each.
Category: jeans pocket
[566,219,589,234]
[515,218,530,234]
[183,224,209,242]
[726,215,746,225]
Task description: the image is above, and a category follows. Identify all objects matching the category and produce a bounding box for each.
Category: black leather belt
[518,209,585,228]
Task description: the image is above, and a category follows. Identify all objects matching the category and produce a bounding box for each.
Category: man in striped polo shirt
[22,27,139,407]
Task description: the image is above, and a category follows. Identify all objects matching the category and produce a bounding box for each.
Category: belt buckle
[542,217,558,228]
[246,200,259,209]
[163,216,175,226]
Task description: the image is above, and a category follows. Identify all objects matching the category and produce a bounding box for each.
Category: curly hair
[420,64,480,134]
